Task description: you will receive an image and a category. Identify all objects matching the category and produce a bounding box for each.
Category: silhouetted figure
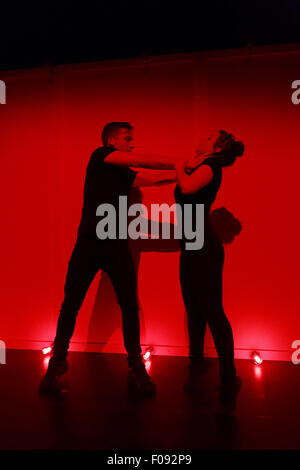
[39,122,176,396]
[174,130,244,414]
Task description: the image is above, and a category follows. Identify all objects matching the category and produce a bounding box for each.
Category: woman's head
[214,130,244,166]
[196,130,244,167]
[195,132,220,156]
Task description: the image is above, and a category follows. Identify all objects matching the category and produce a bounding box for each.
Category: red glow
[145,360,151,372]
[143,351,151,360]
[254,365,262,379]
[43,356,50,369]
[42,347,52,355]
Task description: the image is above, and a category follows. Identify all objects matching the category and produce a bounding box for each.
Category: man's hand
[183,155,202,175]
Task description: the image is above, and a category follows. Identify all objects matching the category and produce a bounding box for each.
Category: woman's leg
[180,251,207,363]
[180,243,236,386]
[195,243,236,386]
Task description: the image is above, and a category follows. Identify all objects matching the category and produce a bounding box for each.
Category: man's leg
[39,238,100,392]
[104,243,155,397]
[104,243,142,366]
[52,238,101,359]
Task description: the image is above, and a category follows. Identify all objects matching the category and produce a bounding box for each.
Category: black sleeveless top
[174,157,222,249]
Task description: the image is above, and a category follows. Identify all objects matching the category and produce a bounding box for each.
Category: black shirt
[77,146,137,239]
[174,156,222,247]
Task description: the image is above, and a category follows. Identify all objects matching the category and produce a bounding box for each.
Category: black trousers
[180,235,236,386]
[53,237,142,367]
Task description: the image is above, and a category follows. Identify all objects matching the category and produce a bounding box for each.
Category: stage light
[251,351,263,365]
[42,346,52,355]
[143,346,153,361]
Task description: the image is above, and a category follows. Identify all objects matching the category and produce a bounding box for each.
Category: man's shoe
[215,376,242,415]
[183,360,211,392]
[39,357,69,394]
[128,362,156,398]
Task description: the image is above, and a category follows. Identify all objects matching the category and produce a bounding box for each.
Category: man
[39,122,176,397]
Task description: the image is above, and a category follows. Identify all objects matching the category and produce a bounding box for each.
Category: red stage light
[143,346,154,361]
[251,351,263,365]
[42,346,52,355]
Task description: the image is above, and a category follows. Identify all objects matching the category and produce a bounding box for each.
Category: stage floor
[0,349,299,450]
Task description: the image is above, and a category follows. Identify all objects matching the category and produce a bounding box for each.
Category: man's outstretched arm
[132,169,177,187]
[104,150,174,170]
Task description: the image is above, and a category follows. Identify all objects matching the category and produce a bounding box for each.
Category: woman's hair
[213,130,244,167]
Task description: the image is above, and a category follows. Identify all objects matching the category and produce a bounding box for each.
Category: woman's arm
[175,159,213,195]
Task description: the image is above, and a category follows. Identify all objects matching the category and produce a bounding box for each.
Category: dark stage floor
[0,350,299,450]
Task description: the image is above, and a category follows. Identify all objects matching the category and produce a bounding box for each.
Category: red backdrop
[0,45,299,361]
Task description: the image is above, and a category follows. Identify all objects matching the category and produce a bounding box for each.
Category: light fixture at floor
[42,346,52,355]
[143,346,154,361]
[251,351,263,365]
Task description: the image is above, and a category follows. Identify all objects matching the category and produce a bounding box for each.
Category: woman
[174,130,244,414]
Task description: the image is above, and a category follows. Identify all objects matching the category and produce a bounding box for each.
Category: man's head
[101,122,134,152]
